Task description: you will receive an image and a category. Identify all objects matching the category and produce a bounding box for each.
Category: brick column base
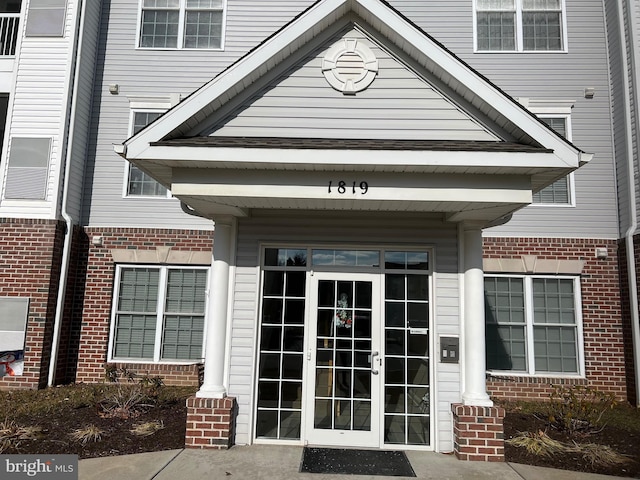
[185,396,237,449]
[451,404,505,461]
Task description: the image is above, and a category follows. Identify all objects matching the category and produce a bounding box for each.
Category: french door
[305,272,381,447]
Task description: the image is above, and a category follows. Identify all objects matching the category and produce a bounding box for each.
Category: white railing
[0,14,19,56]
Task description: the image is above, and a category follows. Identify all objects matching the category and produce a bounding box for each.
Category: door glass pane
[384,270,430,446]
[353,401,371,430]
[286,271,306,297]
[407,358,429,385]
[280,411,301,439]
[384,415,405,444]
[284,299,304,324]
[263,271,284,296]
[385,386,405,413]
[256,266,305,440]
[313,279,373,432]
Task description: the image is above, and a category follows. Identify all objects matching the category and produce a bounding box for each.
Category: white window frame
[518,98,576,207]
[473,0,568,53]
[533,113,575,206]
[108,264,210,364]
[136,0,227,51]
[123,107,172,199]
[485,274,585,378]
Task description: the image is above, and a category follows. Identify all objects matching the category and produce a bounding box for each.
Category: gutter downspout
[617,0,640,406]
[48,0,87,387]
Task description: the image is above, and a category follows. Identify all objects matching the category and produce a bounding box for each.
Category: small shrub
[70,425,104,445]
[97,384,154,419]
[506,430,567,457]
[98,366,165,418]
[0,420,45,452]
[545,385,616,435]
[130,420,165,437]
[571,442,631,467]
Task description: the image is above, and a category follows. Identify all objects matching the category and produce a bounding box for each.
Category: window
[110,265,208,362]
[139,0,224,49]
[4,137,51,200]
[533,116,572,204]
[126,111,169,197]
[475,0,565,52]
[25,0,66,37]
[484,275,582,375]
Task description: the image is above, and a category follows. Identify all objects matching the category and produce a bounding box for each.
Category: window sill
[487,371,586,383]
[108,360,202,366]
[135,47,224,52]
[473,49,568,54]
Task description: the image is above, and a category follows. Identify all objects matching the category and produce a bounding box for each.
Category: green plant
[545,385,617,435]
[70,425,105,445]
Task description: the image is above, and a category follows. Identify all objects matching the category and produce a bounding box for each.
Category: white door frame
[303,271,382,448]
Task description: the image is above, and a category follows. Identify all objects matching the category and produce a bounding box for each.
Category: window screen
[25,0,67,37]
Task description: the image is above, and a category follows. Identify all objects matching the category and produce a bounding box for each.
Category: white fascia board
[124,0,349,154]
[131,145,578,171]
[171,169,532,205]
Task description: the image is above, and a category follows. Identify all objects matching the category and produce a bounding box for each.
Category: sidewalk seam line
[506,462,527,480]
[151,448,185,480]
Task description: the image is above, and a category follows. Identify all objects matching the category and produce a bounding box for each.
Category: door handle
[371,351,379,375]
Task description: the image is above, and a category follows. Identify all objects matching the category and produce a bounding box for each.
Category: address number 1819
[328,181,369,195]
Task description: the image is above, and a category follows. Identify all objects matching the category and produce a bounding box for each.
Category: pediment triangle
[197,25,499,142]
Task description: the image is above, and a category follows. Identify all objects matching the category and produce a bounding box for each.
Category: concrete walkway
[78,446,631,480]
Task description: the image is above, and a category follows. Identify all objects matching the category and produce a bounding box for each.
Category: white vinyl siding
[207,28,497,141]
[475,0,566,52]
[229,214,458,452]
[127,111,169,197]
[0,0,77,218]
[85,0,314,228]
[139,0,225,50]
[110,265,207,362]
[484,275,583,376]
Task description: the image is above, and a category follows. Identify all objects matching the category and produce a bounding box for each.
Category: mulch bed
[4,401,187,459]
[505,411,640,478]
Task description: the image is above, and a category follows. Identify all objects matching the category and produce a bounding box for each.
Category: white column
[461,225,493,406]
[197,216,235,399]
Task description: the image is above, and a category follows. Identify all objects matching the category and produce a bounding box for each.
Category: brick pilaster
[452,403,505,462]
[185,396,236,449]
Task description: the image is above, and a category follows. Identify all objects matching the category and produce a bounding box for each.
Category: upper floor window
[533,116,572,205]
[126,111,169,197]
[475,0,566,52]
[139,0,224,49]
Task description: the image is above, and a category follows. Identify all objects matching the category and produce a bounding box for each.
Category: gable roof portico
[116,0,591,224]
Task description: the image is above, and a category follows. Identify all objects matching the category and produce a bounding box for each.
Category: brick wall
[74,227,213,384]
[105,362,203,387]
[0,218,65,390]
[483,237,627,402]
[451,404,505,461]
[185,396,236,449]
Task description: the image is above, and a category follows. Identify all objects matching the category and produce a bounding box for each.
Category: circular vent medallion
[322,38,379,95]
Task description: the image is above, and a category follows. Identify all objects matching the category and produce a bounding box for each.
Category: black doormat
[300,447,416,476]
